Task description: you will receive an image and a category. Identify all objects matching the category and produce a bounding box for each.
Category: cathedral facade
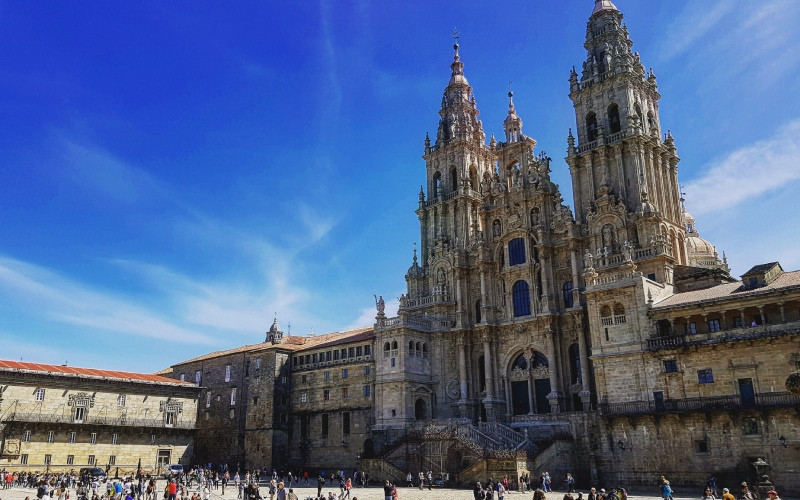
[161,0,799,492]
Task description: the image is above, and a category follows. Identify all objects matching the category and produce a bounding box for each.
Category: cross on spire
[452,27,460,43]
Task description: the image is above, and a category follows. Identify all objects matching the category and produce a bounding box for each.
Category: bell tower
[567,0,687,283]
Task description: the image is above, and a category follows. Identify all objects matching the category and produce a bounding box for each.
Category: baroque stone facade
[0,360,201,473]
[164,0,800,491]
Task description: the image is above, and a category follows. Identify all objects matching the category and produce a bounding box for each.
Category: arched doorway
[415,398,427,420]
[508,351,552,415]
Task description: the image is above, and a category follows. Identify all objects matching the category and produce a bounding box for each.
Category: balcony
[4,411,194,430]
[599,392,800,417]
[647,323,800,351]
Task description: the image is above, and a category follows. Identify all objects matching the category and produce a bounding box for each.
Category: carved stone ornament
[2,439,21,457]
[160,399,184,413]
[531,365,550,379]
[510,367,529,381]
[68,392,95,407]
[446,379,461,400]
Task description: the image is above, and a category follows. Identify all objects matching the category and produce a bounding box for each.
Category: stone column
[758,306,766,326]
[457,337,468,400]
[483,337,494,399]
[779,303,786,323]
[577,318,592,410]
[455,271,464,328]
[570,246,581,307]
[739,309,746,328]
[720,311,727,331]
[546,328,562,413]
[502,375,512,417]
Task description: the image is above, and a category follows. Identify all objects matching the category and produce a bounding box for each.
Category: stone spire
[503,91,523,143]
[592,0,618,15]
[435,42,485,146]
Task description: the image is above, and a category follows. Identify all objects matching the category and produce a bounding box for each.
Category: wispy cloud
[660,1,735,61]
[0,257,216,345]
[683,119,800,216]
[345,296,399,331]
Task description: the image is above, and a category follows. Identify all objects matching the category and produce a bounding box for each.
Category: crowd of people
[0,468,789,500]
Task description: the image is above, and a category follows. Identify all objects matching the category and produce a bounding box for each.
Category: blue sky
[1,1,799,373]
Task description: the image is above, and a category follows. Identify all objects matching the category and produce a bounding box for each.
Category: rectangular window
[255,358,261,370]
[74,406,86,423]
[87,455,95,466]
[67,455,74,465]
[112,433,118,445]
[90,433,97,445]
[708,319,721,333]
[342,411,351,435]
[334,350,340,360]
[44,454,52,465]
[117,394,126,407]
[342,387,349,400]
[165,411,177,427]
[356,346,363,356]
[348,347,355,358]
[20,454,28,465]
[179,373,185,382]
[230,387,237,405]
[342,368,348,378]
[364,345,371,356]
[301,374,307,383]
[323,390,330,401]
[742,417,760,435]
[363,385,370,398]
[301,392,308,403]
[225,365,231,382]
[206,392,211,408]
[341,348,347,359]
[508,237,527,266]
[324,371,330,381]
[664,360,679,373]
[694,439,709,453]
[321,413,329,437]
[47,431,54,443]
[245,360,251,377]
[698,369,714,384]
[364,366,370,376]
[150,434,156,444]
[69,432,76,444]
[312,353,318,363]
[35,388,45,401]
[687,322,697,335]
[108,455,116,466]
[23,430,31,442]
[391,358,396,367]
[195,370,202,385]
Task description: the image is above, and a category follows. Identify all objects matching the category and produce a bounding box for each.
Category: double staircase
[362,421,533,486]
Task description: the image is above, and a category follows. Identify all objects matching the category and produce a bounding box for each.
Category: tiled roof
[653,270,800,309]
[171,326,374,366]
[742,262,781,276]
[0,360,196,387]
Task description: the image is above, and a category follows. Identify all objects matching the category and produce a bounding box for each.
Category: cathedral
[159,0,799,492]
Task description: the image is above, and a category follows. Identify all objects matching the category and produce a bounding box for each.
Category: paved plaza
[0,481,795,500]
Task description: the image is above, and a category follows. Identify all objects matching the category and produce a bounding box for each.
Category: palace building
[0,360,201,473]
[160,0,800,490]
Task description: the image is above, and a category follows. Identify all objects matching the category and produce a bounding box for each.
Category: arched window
[409,341,415,353]
[450,166,458,193]
[614,303,626,324]
[414,399,426,420]
[569,343,582,384]
[508,238,526,266]
[608,103,621,134]
[586,112,598,141]
[600,305,613,326]
[512,280,531,317]
[563,281,574,308]
[532,352,549,368]
[432,172,442,198]
[384,342,390,352]
[416,342,421,353]
[512,353,528,370]
[422,344,428,358]
[475,299,482,324]
[391,341,398,350]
